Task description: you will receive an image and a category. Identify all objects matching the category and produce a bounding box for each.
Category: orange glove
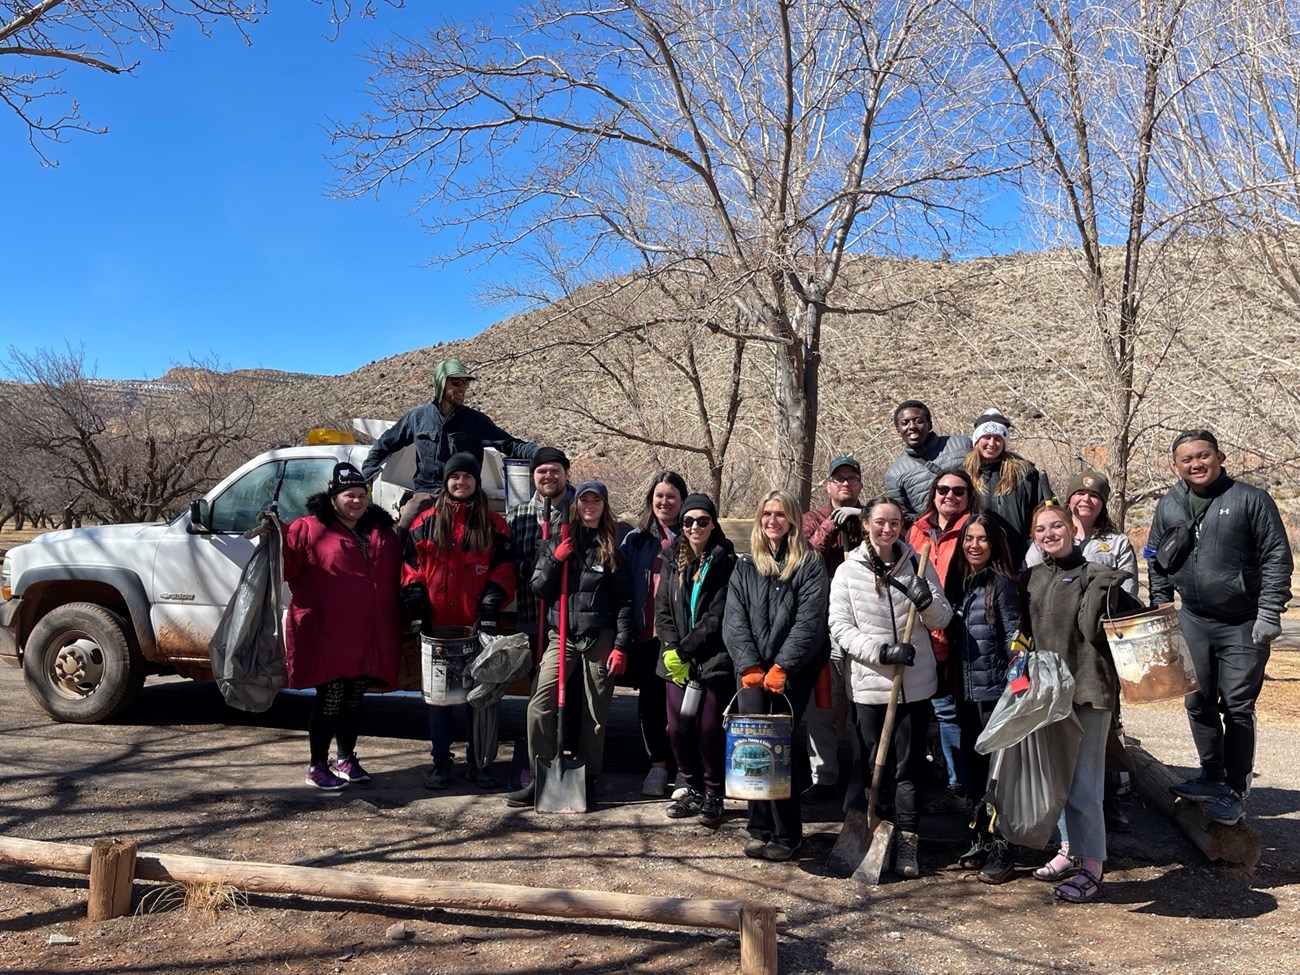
[740,666,765,689]
[606,648,628,677]
[763,664,787,694]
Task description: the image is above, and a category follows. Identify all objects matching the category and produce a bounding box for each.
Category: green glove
[662,649,690,685]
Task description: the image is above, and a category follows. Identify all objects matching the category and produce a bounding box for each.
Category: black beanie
[530,446,570,474]
[328,462,367,496]
[443,452,481,482]
[680,492,718,522]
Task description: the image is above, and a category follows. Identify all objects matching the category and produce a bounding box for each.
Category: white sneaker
[642,766,669,797]
[670,772,690,801]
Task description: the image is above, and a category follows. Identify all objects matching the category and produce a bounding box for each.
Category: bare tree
[333,0,1002,506]
[3,345,259,523]
[0,0,398,163]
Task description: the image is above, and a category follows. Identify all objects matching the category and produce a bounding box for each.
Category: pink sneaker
[305,763,349,790]
[330,754,370,783]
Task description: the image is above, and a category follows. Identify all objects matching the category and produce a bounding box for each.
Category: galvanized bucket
[1103,605,1199,703]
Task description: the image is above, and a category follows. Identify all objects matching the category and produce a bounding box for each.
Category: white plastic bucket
[504,458,533,510]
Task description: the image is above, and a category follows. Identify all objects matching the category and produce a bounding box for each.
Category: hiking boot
[743,838,770,859]
[923,789,970,815]
[978,837,1015,885]
[698,793,724,827]
[465,767,499,790]
[504,782,535,808]
[957,832,991,869]
[1104,793,1132,833]
[666,789,705,819]
[329,754,370,783]
[1170,773,1228,803]
[894,831,920,878]
[424,762,453,790]
[762,841,801,862]
[1207,790,1246,826]
[642,766,669,797]
[305,763,349,791]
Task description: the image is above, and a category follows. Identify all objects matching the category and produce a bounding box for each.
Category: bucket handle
[722,690,793,721]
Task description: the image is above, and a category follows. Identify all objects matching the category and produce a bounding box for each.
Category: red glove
[741,666,765,689]
[763,664,787,694]
[553,537,574,562]
[606,648,628,677]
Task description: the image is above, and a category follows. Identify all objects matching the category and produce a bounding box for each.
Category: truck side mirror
[188,499,211,533]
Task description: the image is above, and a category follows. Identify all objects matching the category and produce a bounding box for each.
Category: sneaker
[978,837,1015,885]
[743,838,770,859]
[1170,773,1228,803]
[762,841,801,862]
[329,754,370,783]
[923,789,970,815]
[642,766,669,797]
[1207,790,1246,826]
[424,763,453,790]
[465,767,499,790]
[505,782,535,808]
[801,782,837,805]
[698,793,724,827]
[671,772,690,800]
[894,831,920,878]
[666,789,705,819]
[305,763,349,791]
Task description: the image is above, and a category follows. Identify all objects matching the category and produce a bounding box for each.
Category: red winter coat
[402,500,514,628]
[283,496,403,690]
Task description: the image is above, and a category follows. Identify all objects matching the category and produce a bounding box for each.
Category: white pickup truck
[0,428,522,724]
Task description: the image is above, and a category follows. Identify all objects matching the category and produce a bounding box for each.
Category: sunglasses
[446,378,471,388]
[936,485,968,497]
[682,515,713,529]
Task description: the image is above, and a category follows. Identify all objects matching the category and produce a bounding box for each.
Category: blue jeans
[931,693,966,793]
[428,704,483,770]
[1058,704,1111,862]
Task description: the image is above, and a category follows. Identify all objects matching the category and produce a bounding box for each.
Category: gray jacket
[1148,473,1292,624]
[884,433,974,521]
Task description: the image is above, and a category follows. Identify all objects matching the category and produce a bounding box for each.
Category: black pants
[738,667,814,847]
[957,698,999,805]
[849,698,932,833]
[1180,609,1270,794]
[630,638,672,765]
[308,677,369,766]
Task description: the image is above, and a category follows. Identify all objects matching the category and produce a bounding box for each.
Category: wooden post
[1129,746,1261,868]
[739,903,778,975]
[87,837,136,921]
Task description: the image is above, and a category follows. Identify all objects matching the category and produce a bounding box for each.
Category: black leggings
[308,677,369,765]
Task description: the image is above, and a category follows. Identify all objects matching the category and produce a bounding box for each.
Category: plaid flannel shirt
[505,485,574,634]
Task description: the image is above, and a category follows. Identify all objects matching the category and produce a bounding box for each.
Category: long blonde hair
[965,449,1034,497]
[749,490,812,581]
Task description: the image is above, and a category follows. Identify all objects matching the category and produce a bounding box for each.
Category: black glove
[400,583,430,626]
[887,571,933,611]
[880,641,916,667]
[478,619,499,636]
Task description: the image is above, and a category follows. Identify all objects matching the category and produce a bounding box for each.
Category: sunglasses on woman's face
[936,485,968,497]
[682,515,713,529]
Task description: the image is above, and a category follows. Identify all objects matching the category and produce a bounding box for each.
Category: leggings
[308,677,369,766]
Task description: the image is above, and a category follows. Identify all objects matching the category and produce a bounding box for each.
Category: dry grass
[135,881,247,918]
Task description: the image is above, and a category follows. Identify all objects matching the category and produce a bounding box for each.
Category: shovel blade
[852,820,896,885]
[534,755,588,814]
[827,808,871,878]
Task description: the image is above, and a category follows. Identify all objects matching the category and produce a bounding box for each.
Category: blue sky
[1,5,501,381]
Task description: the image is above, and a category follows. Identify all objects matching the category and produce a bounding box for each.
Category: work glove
[887,570,933,611]
[763,664,787,694]
[553,537,574,562]
[397,491,434,531]
[740,666,766,690]
[478,619,498,636]
[606,648,628,677]
[662,649,691,686]
[400,582,430,626]
[1252,610,1282,647]
[880,641,916,667]
[1010,630,1034,655]
[830,506,862,527]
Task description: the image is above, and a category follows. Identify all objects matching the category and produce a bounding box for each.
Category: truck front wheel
[23,602,146,723]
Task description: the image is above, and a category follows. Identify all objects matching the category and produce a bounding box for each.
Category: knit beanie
[1066,468,1111,505]
[328,462,367,496]
[680,492,719,522]
[443,452,481,482]
[973,408,1013,442]
[530,446,571,474]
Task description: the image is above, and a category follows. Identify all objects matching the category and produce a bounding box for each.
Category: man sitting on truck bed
[362,358,540,495]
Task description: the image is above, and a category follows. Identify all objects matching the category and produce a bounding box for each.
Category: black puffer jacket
[948,570,1021,703]
[654,533,737,682]
[532,528,634,648]
[1148,473,1293,624]
[723,548,829,676]
[977,458,1052,565]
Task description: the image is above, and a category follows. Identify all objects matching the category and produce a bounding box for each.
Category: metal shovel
[534,525,587,814]
[828,541,929,882]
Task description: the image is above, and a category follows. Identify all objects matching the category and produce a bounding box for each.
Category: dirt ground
[1,527,1299,974]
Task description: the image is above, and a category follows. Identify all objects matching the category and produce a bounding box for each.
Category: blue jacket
[948,570,1021,703]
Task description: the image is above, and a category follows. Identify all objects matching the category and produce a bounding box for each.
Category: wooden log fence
[0,836,781,975]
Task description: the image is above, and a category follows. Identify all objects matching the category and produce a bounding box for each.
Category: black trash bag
[208,513,287,712]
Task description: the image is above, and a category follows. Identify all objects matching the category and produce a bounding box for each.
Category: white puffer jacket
[829,539,953,706]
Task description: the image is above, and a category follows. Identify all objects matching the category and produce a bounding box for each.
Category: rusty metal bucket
[1103,605,1199,703]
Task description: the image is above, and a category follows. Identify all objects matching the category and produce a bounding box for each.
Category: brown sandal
[1034,854,1077,882]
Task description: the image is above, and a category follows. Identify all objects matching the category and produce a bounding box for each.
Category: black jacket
[532,528,634,648]
[722,549,829,676]
[948,570,1021,703]
[1148,473,1293,624]
[977,457,1052,566]
[654,534,737,682]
